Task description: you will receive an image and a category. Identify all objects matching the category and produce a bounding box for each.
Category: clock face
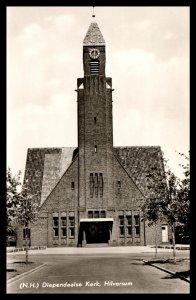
[89,48,100,59]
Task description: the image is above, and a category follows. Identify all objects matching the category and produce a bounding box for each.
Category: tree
[141,150,190,262]
[17,182,39,263]
[142,196,162,257]
[6,168,39,262]
[177,152,190,240]
[6,167,22,238]
[141,159,167,257]
[161,168,180,263]
[161,151,190,263]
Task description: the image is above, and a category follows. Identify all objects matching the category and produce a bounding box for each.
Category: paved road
[7,253,189,294]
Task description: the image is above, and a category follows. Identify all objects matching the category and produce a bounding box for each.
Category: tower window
[88,211,93,218]
[94,117,97,124]
[94,173,98,197]
[90,173,94,197]
[71,182,75,190]
[90,59,99,75]
[100,210,106,218]
[94,145,97,153]
[99,173,103,197]
[94,211,99,218]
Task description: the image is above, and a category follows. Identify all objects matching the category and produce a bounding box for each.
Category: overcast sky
[7,6,189,180]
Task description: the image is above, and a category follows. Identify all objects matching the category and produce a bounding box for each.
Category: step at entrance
[86,243,109,248]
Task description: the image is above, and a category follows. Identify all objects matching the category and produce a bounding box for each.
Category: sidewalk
[7,245,190,255]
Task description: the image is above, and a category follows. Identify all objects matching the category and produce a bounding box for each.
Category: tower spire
[83,22,105,46]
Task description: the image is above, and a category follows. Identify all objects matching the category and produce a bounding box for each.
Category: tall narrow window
[117,180,121,189]
[90,173,94,197]
[69,217,75,238]
[53,217,59,237]
[61,217,66,237]
[94,117,97,124]
[134,214,140,237]
[126,216,132,237]
[94,145,97,153]
[119,216,124,237]
[99,173,103,197]
[71,182,75,190]
[94,173,98,197]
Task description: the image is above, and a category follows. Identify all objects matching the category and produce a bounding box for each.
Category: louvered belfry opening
[90,59,99,75]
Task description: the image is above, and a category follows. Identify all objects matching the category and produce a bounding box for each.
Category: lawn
[146,258,190,280]
[7,261,43,280]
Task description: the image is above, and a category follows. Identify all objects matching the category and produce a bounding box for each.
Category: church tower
[77,22,114,210]
[18,19,168,249]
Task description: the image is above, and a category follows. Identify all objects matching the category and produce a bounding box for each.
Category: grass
[147,258,190,279]
[7,261,43,280]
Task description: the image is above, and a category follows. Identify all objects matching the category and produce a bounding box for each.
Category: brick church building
[17,21,170,247]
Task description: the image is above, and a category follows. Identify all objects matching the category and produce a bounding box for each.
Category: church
[17,21,170,247]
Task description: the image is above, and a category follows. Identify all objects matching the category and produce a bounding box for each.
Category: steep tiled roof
[83,22,105,46]
[114,146,166,197]
[23,146,166,205]
[23,147,77,205]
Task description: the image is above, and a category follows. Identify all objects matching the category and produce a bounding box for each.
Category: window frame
[119,216,125,237]
[69,217,75,238]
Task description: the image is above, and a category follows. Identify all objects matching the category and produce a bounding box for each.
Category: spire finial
[92,6,95,18]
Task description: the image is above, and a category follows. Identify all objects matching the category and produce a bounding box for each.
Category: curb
[7,263,47,285]
[143,260,190,283]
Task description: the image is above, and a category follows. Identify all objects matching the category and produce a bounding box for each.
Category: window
[119,216,124,237]
[95,145,97,153]
[94,211,99,218]
[94,117,97,124]
[94,173,98,197]
[90,59,99,75]
[53,217,59,237]
[88,211,93,218]
[99,173,103,197]
[100,210,106,218]
[134,214,140,237]
[117,180,121,189]
[53,217,58,227]
[90,173,94,197]
[23,228,30,239]
[126,216,132,237]
[71,182,75,190]
[61,217,66,237]
[69,217,75,238]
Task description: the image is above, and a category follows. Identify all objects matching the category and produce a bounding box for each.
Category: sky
[7,6,189,181]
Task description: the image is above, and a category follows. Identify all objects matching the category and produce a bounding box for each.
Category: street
[7,253,189,293]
